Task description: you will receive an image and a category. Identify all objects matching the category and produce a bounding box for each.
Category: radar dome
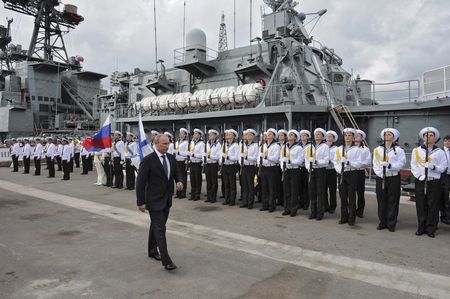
[186,28,207,51]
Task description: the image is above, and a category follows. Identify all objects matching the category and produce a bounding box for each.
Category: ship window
[38,96,43,101]
[31,96,35,101]
[39,104,49,112]
[334,74,344,83]
[44,97,49,102]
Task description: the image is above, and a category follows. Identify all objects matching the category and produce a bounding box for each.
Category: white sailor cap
[62,138,68,142]
[245,129,257,136]
[150,130,160,135]
[266,128,278,139]
[208,129,219,135]
[23,138,29,142]
[342,128,356,135]
[314,128,327,137]
[164,131,174,139]
[355,129,366,140]
[326,130,338,142]
[288,129,300,141]
[126,131,134,137]
[227,129,238,138]
[47,136,53,140]
[11,138,17,141]
[380,128,400,142]
[419,127,439,141]
[299,130,311,138]
[179,128,189,134]
[193,128,204,135]
[277,129,288,137]
[114,131,122,136]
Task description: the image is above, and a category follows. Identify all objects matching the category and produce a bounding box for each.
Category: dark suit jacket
[136,151,181,211]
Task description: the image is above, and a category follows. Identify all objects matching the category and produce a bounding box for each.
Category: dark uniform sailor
[112,131,125,189]
[204,129,221,203]
[299,130,311,210]
[22,138,31,174]
[259,128,281,212]
[45,137,56,178]
[33,137,42,175]
[240,129,259,209]
[282,129,303,217]
[61,138,71,180]
[189,128,205,201]
[305,128,330,220]
[10,138,19,172]
[373,128,406,232]
[440,135,450,225]
[277,129,288,206]
[125,132,137,190]
[354,129,371,218]
[411,127,446,238]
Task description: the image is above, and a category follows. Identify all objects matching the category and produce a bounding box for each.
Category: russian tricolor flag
[84,115,112,152]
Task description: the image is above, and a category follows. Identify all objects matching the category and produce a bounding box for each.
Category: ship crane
[2,0,84,66]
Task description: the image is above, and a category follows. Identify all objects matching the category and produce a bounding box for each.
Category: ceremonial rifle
[202,127,208,173]
[282,142,287,182]
[219,131,226,175]
[382,133,386,190]
[424,133,429,195]
[185,132,191,172]
[339,142,345,186]
[308,137,314,183]
[258,133,263,176]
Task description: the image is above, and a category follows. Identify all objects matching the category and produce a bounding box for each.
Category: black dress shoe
[339,219,348,224]
[356,212,364,218]
[290,212,297,217]
[239,205,248,208]
[247,205,253,210]
[282,211,290,216]
[229,203,235,206]
[193,198,200,201]
[210,200,216,203]
[222,202,229,205]
[164,263,177,271]
[328,210,335,214]
[316,215,323,221]
[388,227,395,232]
[308,214,316,220]
[415,230,424,236]
[148,253,161,261]
[259,207,268,211]
[268,207,275,213]
[178,196,186,199]
[348,221,355,226]
[204,199,211,203]
[376,224,387,230]
[427,232,435,238]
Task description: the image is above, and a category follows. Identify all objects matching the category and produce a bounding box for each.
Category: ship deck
[1,168,449,298]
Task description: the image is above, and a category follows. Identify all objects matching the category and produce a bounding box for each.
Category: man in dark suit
[136,134,183,271]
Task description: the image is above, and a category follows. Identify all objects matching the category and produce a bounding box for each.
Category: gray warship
[0,0,106,139]
[103,0,449,162]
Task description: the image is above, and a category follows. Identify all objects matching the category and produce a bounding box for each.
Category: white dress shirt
[155,149,171,179]
[260,141,281,167]
[372,145,406,178]
[242,142,259,165]
[62,144,71,161]
[23,143,31,158]
[175,139,189,161]
[190,139,205,163]
[46,143,56,159]
[411,145,446,180]
[327,144,337,170]
[223,142,240,165]
[206,141,221,163]
[305,141,330,171]
[333,145,360,174]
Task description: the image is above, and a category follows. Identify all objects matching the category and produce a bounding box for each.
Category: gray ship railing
[173,44,218,64]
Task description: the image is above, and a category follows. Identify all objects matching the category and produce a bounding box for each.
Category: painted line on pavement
[0,180,447,298]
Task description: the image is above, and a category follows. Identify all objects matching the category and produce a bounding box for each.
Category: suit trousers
[189,162,202,199]
[376,175,401,228]
[415,179,441,234]
[56,156,62,171]
[62,160,70,180]
[325,169,337,212]
[242,165,257,207]
[175,160,187,197]
[113,157,123,188]
[309,167,327,217]
[34,157,41,175]
[223,164,238,204]
[103,156,113,187]
[299,167,309,209]
[12,154,19,171]
[125,158,136,189]
[23,157,30,173]
[339,170,357,222]
[47,157,55,177]
[69,157,74,173]
[81,155,88,174]
[74,152,80,168]
[148,205,173,266]
[356,169,366,216]
[205,163,219,202]
[260,166,278,210]
[284,168,301,214]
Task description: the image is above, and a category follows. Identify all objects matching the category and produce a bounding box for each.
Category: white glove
[201,152,208,158]
[424,162,433,169]
[418,175,426,181]
[308,157,315,163]
[380,161,390,167]
[280,157,288,163]
[222,153,228,159]
[340,157,347,164]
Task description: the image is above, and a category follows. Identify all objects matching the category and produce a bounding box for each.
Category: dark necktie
[161,155,168,179]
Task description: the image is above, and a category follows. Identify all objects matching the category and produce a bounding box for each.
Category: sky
[1,0,449,88]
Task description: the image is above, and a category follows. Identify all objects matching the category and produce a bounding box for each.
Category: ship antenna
[183,1,186,49]
[234,0,236,48]
[153,0,159,76]
[249,0,253,59]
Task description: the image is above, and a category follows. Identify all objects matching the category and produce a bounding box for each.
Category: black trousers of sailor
[241,165,257,208]
[148,205,173,266]
[56,156,62,171]
[12,154,19,172]
[440,173,450,221]
[325,168,337,213]
[125,158,136,189]
[88,156,94,171]
[339,170,357,223]
[74,152,80,168]
[309,167,327,218]
[62,160,70,180]
[113,157,123,188]
[81,155,88,174]
[223,164,238,205]
[356,169,366,217]
[376,175,401,229]
[205,163,219,202]
[175,160,187,198]
[23,157,30,173]
[260,166,278,211]
[299,167,309,209]
[189,162,202,200]
[34,157,41,175]
[276,167,283,206]
[69,157,74,172]
[284,168,301,215]
[415,179,441,234]
[47,157,55,177]
[103,156,113,187]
